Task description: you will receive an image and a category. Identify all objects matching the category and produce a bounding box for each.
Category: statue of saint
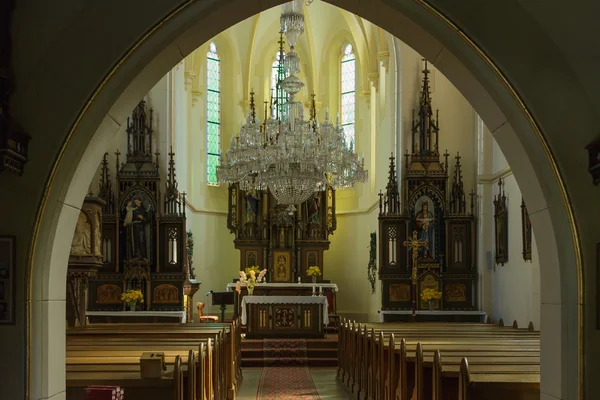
[123,197,149,260]
[245,190,259,223]
[307,192,320,224]
[415,200,435,259]
[71,211,91,256]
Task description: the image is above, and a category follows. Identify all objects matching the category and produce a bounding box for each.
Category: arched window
[270,51,288,119]
[341,43,356,150]
[206,42,220,186]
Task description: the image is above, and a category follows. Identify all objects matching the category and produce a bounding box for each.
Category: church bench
[456,357,540,400]
[67,341,214,400]
[341,324,539,397]
[67,331,228,399]
[66,354,186,400]
[337,319,538,385]
[68,322,241,398]
[337,321,540,400]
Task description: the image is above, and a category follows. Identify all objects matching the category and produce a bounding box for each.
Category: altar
[226,282,338,318]
[241,296,328,339]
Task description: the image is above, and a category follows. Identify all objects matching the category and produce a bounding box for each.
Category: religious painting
[272,250,292,282]
[493,178,508,265]
[96,284,122,304]
[244,189,259,224]
[120,190,155,264]
[0,236,15,324]
[414,195,436,261]
[153,284,179,304]
[521,198,532,261]
[389,283,411,302]
[245,251,258,269]
[445,283,467,302]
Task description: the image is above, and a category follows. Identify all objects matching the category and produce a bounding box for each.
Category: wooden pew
[68,321,241,398]
[67,339,213,400]
[337,321,540,400]
[67,354,185,400]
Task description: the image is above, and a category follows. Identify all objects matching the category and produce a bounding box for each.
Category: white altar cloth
[241,296,329,325]
[86,311,187,323]
[226,282,338,292]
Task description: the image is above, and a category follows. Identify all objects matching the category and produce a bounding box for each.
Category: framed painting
[272,250,293,283]
[493,178,508,265]
[0,236,15,324]
[521,198,532,261]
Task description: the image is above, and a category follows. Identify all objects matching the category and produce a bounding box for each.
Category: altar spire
[412,60,440,157]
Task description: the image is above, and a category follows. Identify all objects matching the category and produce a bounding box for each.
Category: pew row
[336,319,540,400]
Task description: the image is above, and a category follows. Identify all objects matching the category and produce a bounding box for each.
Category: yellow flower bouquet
[306,266,322,277]
[420,288,442,302]
[121,289,144,311]
[245,266,261,276]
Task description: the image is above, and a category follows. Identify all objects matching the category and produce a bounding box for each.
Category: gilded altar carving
[275,308,295,327]
[389,283,410,302]
[445,283,467,302]
[96,284,122,304]
[153,284,179,304]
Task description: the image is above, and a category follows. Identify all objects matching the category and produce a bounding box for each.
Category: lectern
[212,291,235,322]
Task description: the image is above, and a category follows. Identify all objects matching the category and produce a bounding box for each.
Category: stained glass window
[206,42,220,186]
[271,51,288,119]
[341,43,356,150]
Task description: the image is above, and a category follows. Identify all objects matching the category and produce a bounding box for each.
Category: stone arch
[14,1,581,399]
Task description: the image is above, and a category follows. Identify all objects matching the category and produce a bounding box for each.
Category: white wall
[478,128,541,329]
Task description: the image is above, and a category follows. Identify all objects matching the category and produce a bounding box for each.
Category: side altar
[378,62,479,322]
[82,101,197,322]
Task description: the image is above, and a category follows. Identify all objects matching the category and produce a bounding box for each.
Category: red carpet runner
[256,339,321,399]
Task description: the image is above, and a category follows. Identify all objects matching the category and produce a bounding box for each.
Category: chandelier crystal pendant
[217,1,368,205]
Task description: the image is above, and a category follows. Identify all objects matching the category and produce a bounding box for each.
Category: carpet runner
[256,339,321,399]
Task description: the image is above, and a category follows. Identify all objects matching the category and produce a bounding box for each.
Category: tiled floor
[237,368,350,399]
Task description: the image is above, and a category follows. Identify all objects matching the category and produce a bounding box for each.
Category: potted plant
[306,266,322,284]
[235,267,267,295]
[420,288,442,311]
[121,289,144,311]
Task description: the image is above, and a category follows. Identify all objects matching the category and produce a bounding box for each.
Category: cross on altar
[403,230,428,319]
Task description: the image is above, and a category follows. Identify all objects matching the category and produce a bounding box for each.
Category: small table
[242,296,328,339]
[86,311,187,324]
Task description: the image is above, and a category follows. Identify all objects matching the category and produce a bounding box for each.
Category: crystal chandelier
[217,0,367,205]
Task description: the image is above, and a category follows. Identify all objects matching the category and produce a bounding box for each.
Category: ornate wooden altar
[86,101,191,315]
[225,95,337,283]
[242,296,328,339]
[378,62,478,320]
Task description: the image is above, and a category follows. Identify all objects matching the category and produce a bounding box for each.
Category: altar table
[241,296,328,339]
[226,282,338,318]
[86,311,187,324]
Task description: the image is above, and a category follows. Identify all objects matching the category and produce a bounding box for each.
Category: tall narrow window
[206,42,221,185]
[476,115,484,175]
[270,51,288,119]
[341,43,356,150]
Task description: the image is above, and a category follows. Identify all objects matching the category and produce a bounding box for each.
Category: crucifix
[403,230,428,319]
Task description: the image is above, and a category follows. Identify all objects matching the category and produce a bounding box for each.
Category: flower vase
[428,300,435,311]
[128,301,137,311]
[247,285,255,296]
[311,275,317,284]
